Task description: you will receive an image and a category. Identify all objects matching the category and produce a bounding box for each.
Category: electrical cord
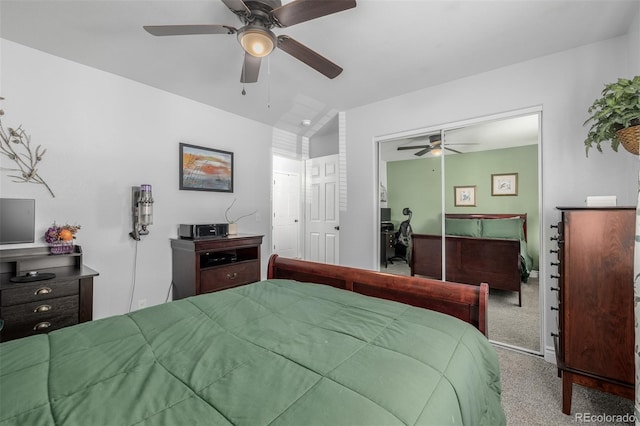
[165,281,174,303]
[128,239,139,313]
[129,242,174,311]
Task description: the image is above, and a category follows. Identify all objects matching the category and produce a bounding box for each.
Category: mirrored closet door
[377,111,541,354]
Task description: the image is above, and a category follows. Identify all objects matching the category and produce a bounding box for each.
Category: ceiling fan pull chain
[242,57,247,96]
[267,55,271,108]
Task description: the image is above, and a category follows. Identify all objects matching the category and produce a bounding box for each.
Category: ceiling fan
[143,0,356,84]
[397,135,465,157]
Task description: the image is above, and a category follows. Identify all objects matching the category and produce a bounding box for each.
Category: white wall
[628,11,640,72]
[342,34,639,362]
[309,130,339,158]
[0,39,273,319]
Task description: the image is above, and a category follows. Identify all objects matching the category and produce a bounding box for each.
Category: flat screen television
[0,198,35,244]
[381,207,391,222]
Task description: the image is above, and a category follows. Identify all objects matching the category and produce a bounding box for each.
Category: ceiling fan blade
[272,0,356,27]
[414,148,432,156]
[277,36,342,79]
[445,147,463,154]
[144,25,236,36]
[397,145,429,151]
[221,0,250,15]
[240,53,261,83]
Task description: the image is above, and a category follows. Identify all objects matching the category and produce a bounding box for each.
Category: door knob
[334,226,340,230]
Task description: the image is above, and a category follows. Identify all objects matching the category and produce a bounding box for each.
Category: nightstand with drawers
[0,246,99,342]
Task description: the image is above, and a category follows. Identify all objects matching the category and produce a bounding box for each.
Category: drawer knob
[35,287,52,296]
[226,272,238,280]
[33,321,51,331]
[34,304,52,313]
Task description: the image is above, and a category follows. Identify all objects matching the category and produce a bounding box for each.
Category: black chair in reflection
[388,207,412,264]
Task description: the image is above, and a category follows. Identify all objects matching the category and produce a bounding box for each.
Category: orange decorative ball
[59,229,73,241]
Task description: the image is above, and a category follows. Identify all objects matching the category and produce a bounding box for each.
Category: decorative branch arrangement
[225,198,257,224]
[0,97,55,197]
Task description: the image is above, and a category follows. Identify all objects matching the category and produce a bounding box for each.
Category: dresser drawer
[200,261,260,293]
[0,294,80,341]
[1,280,79,306]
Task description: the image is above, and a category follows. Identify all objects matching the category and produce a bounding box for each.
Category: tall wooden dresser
[551,207,635,414]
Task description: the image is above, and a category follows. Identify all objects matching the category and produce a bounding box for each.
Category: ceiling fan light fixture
[431,147,443,156]
[238,27,276,58]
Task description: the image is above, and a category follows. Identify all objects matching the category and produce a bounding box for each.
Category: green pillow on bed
[445,218,482,237]
[481,217,524,240]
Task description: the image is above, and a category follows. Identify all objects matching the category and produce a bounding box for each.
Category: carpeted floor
[497,346,634,425]
[383,261,540,352]
[488,277,540,352]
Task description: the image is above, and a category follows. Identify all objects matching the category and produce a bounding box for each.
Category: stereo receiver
[178,223,229,240]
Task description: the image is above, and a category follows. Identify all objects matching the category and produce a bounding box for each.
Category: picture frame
[454,185,476,207]
[491,173,518,196]
[179,143,234,193]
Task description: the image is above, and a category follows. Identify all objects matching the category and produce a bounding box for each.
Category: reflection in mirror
[379,133,442,276]
[378,112,540,354]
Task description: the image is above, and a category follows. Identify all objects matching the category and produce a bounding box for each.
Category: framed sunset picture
[179,143,234,192]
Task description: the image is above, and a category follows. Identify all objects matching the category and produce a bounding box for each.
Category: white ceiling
[1,0,638,139]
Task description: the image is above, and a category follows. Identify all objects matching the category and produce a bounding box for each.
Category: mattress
[0,279,506,425]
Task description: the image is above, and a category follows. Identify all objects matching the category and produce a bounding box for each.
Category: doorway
[273,171,301,259]
[272,153,341,265]
[305,154,340,264]
[376,109,542,354]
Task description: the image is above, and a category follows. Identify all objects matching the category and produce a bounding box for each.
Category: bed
[411,213,533,307]
[0,255,506,426]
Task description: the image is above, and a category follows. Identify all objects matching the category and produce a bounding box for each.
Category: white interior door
[305,154,339,264]
[273,171,301,258]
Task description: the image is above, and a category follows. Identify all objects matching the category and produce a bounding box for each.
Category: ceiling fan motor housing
[237,24,277,57]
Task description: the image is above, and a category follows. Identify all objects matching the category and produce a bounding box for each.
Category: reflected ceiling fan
[144,0,356,84]
[397,135,466,157]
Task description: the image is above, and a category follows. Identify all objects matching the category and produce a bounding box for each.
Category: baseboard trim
[490,340,543,357]
[544,345,556,364]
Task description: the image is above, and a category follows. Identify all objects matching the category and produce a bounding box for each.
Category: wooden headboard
[446,213,528,241]
[267,254,488,337]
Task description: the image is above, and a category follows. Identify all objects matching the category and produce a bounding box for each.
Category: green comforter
[0,279,505,426]
[520,240,534,283]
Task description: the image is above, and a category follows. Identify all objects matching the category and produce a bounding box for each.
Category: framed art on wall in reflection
[454,186,476,207]
[491,173,518,196]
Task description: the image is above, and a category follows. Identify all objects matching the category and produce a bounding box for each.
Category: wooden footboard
[267,254,488,337]
[411,234,522,306]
